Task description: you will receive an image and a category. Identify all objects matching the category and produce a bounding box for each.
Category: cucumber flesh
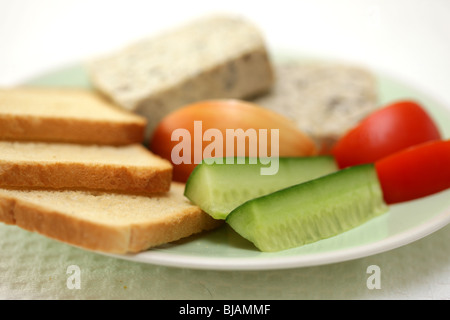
[226,164,388,252]
[184,156,338,219]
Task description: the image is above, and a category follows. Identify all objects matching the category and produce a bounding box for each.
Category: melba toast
[0,87,147,145]
[0,141,172,194]
[0,183,222,254]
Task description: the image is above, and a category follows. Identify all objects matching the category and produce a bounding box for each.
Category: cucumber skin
[226,164,389,252]
[184,156,338,220]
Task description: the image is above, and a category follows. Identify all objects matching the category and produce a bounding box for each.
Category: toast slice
[0,141,172,194]
[0,87,147,145]
[88,14,274,140]
[0,182,222,253]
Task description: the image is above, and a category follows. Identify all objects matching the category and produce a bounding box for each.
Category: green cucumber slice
[185,156,338,220]
[226,164,388,252]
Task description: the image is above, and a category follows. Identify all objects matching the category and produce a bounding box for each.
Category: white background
[1,0,450,112]
[0,0,449,300]
[0,0,450,111]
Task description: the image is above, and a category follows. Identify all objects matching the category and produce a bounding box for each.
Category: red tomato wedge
[150,100,317,182]
[375,139,450,204]
[332,101,442,169]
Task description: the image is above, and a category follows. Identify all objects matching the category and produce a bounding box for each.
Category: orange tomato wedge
[150,99,317,182]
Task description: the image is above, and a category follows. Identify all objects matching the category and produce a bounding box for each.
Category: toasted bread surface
[0,141,172,194]
[0,183,222,253]
[0,87,147,145]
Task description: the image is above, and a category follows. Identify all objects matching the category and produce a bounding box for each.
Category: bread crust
[0,114,146,145]
[0,87,147,145]
[11,198,130,253]
[0,160,172,194]
[0,186,223,254]
[0,142,173,194]
[128,206,223,253]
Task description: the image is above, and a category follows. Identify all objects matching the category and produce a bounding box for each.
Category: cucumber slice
[226,164,388,252]
[185,156,338,219]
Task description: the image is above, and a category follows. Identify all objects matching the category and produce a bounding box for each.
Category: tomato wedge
[375,139,450,204]
[332,101,442,169]
[150,100,317,182]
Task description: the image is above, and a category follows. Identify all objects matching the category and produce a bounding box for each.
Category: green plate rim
[20,53,450,271]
